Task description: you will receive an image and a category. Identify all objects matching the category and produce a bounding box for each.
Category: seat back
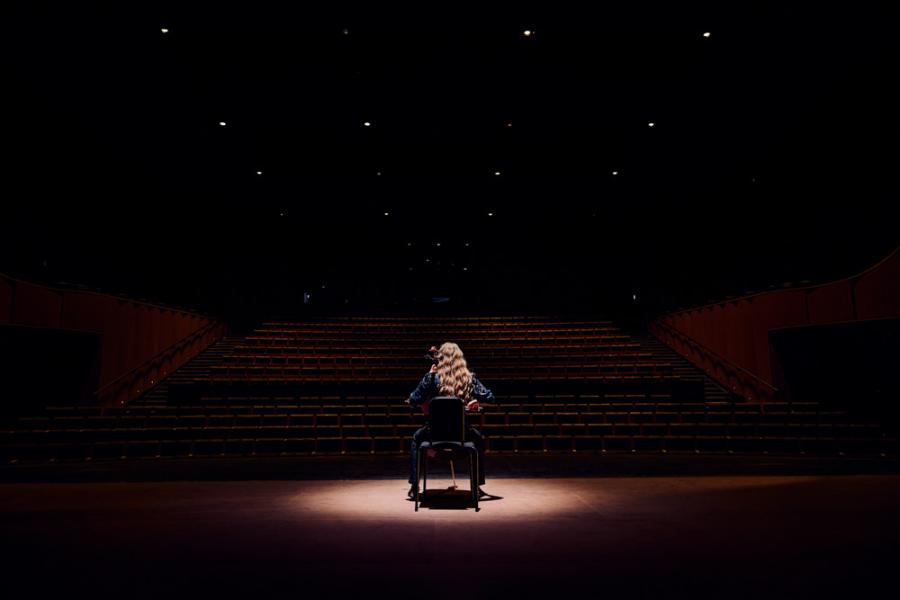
[427,396,466,445]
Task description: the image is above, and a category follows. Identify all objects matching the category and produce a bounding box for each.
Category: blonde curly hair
[436,342,474,401]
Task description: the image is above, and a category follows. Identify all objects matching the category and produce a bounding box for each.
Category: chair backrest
[427,396,466,445]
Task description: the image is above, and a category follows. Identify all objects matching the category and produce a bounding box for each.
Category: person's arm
[407,370,437,407]
[468,374,496,410]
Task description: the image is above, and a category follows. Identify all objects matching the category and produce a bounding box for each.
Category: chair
[415,396,479,512]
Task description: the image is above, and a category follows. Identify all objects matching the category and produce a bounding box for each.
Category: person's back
[406,342,496,498]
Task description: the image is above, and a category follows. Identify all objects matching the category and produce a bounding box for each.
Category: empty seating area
[2,317,896,463]
[173,318,695,401]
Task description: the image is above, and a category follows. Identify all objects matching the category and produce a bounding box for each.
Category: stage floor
[3,475,900,599]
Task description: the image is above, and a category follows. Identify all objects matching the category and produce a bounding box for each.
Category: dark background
[770,319,900,428]
[0,326,102,412]
[2,1,897,321]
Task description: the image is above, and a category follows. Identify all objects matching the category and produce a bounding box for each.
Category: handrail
[650,321,779,404]
[94,320,224,398]
[651,319,777,391]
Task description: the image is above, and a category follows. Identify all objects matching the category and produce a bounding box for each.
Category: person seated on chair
[405,342,496,499]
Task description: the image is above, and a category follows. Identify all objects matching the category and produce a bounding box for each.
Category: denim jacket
[408,371,496,410]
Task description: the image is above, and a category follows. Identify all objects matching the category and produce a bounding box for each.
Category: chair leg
[471,452,478,511]
[415,447,423,511]
[469,454,475,502]
[450,459,457,489]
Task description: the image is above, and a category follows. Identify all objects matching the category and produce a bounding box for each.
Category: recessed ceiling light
[219,121,227,127]
[160,28,169,34]
[702,32,711,38]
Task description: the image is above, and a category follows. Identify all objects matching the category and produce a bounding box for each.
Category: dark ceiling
[2,1,898,317]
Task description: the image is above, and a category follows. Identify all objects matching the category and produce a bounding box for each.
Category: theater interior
[2,2,899,598]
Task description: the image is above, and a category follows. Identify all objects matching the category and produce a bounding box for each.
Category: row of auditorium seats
[4,434,893,463]
[256,321,616,326]
[206,363,675,377]
[168,379,698,404]
[4,393,892,462]
[260,318,613,322]
[244,335,632,343]
[7,421,881,442]
[234,342,643,352]
[256,322,615,328]
[6,397,841,417]
[21,394,711,413]
[221,352,656,365]
[9,408,862,429]
[251,328,623,336]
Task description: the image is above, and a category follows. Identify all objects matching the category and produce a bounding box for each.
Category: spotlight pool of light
[291,479,616,519]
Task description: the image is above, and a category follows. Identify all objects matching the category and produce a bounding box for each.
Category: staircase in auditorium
[2,317,897,463]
